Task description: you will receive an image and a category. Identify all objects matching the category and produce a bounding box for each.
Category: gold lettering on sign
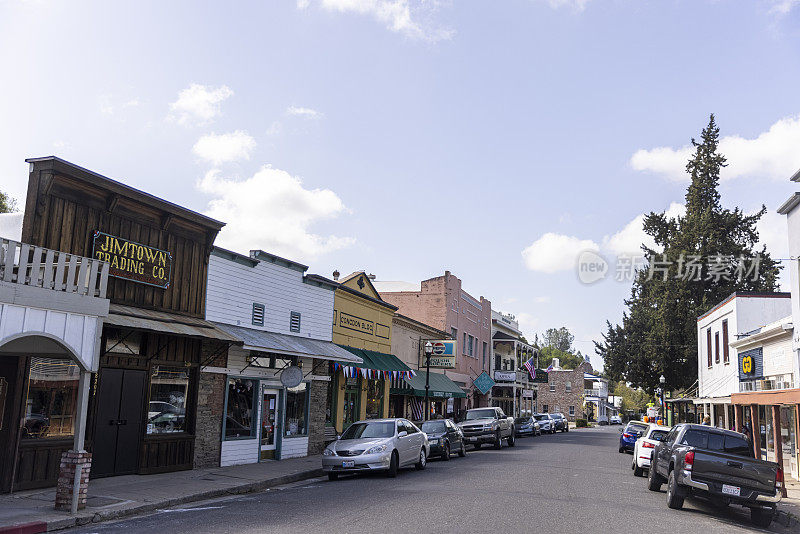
[92,231,172,289]
[338,312,375,336]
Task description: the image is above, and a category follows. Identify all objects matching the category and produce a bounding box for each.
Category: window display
[225,378,257,439]
[147,366,190,434]
[366,379,384,419]
[23,357,79,439]
[285,382,308,436]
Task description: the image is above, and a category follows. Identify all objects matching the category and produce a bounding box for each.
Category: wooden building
[18,157,238,486]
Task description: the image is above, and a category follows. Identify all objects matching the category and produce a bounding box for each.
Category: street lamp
[424,342,433,421]
[659,375,666,422]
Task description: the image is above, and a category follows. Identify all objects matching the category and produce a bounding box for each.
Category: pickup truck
[457,407,515,449]
[648,423,782,528]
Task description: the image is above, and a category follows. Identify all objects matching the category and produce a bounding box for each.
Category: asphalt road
[66,426,794,534]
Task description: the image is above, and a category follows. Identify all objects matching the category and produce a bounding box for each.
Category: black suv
[551,413,569,433]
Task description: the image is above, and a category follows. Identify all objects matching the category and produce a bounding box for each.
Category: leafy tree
[612,381,652,414]
[0,191,16,213]
[541,327,574,353]
[596,115,780,393]
[538,346,584,370]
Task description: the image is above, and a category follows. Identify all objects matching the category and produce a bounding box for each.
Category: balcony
[1,237,108,297]
[585,388,607,398]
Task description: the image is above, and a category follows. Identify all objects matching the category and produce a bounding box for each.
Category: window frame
[715,331,720,364]
[222,377,259,441]
[722,319,729,364]
[569,406,575,416]
[706,328,713,367]
[283,381,310,438]
[565,381,572,393]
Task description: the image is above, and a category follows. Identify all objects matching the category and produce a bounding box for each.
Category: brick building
[375,271,492,417]
[537,360,593,422]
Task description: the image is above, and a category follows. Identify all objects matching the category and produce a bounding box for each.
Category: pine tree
[596,115,781,393]
[0,191,16,213]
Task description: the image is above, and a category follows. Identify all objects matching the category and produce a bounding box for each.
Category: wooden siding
[139,435,195,474]
[15,439,72,490]
[220,438,260,467]
[23,172,217,318]
[206,254,334,341]
[280,437,309,459]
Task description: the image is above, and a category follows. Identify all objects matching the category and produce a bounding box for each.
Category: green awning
[335,346,411,372]
[393,370,466,399]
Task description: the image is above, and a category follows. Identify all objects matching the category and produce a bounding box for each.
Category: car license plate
[342,460,355,468]
[721,484,740,497]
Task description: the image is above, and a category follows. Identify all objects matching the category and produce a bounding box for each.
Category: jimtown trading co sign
[92,231,172,289]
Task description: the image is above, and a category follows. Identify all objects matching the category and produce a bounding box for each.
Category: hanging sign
[494,370,516,382]
[426,340,457,369]
[473,371,495,395]
[738,347,763,381]
[280,366,303,388]
[92,231,172,289]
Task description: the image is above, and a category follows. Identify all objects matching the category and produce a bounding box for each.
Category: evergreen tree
[596,115,780,393]
[0,191,16,213]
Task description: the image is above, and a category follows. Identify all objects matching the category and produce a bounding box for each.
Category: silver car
[323,418,429,480]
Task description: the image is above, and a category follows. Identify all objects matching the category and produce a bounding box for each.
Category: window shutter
[722,320,729,363]
[290,311,301,333]
[707,328,712,367]
[252,303,265,326]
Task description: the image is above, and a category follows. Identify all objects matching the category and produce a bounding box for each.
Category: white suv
[631,423,670,476]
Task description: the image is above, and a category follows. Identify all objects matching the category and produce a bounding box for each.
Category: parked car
[533,413,553,434]
[514,416,540,437]
[648,423,782,527]
[322,418,429,480]
[551,413,569,432]
[610,415,622,425]
[618,420,648,453]
[631,423,670,476]
[421,419,466,460]
[457,407,515,449]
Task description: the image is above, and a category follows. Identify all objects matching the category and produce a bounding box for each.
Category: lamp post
[424,342,433,421]
[659,374,666,422]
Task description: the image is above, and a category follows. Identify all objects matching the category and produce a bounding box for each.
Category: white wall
[785,207,800,385]
[206,253,335,341]
[697,295,791,399]
[280,437,309,459]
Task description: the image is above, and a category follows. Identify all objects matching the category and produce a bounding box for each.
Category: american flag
[545,362,554,373]
[523,356,536,380]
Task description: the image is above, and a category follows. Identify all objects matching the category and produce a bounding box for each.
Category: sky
[2,0,800,370]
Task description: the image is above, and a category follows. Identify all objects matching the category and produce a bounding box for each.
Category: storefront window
[23,357,79,439]
[147,366,190,434]
[366,379,384,419]
[285,382,308,437]
[325,376,334,425]
[225,378,257,439]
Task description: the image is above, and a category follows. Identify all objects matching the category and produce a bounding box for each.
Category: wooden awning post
[772,405,787,497]
[751,405,762,460]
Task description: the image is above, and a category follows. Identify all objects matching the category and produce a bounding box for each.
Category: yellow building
[330,272,412,432]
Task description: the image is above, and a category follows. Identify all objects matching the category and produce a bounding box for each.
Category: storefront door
[0,358,20,492]
[260,388,279,460]
[781,405,797,481]
[92,368,145,477]
[343,381,360,429]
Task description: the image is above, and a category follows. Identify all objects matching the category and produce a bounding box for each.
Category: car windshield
[534,414,549,421]
[341,421,395,439]
[515,417,530,424]
[421,421,446,433]
[626,424,647,434]
[465,409,496,420]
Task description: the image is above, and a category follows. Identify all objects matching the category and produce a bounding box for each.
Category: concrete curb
[40,467,323,532]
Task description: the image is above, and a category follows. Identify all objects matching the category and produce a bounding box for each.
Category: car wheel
[507,432,515,447]
[666,470,685,510]
[618,447,624,453]
[633,464,644,477]
[442,442,451,461]
[494,431,503,449]
[647,463,663,491]
[459,442,467,457]
[387,451,399,478]
[631,457,636,470]
[415,448,427,470]
[328,473,339,481]
[750,507,774,528]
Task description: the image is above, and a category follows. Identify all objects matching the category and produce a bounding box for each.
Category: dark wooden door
[92,368,145,477]
[0,358,20,492]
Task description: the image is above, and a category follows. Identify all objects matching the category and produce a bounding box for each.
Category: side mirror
[336,433,341,440]
[398,431,408,438]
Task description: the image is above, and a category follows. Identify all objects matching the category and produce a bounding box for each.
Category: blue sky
[2,0,800,369]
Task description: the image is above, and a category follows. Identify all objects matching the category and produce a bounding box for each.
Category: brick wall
[308,360,329,455]
[55,450,91,511]
[537,362,592,421]
[194,372,225,468]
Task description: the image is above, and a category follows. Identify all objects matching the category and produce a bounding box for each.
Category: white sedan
[631,423,670,477]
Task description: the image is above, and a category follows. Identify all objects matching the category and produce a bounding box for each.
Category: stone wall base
[55,450,92,511]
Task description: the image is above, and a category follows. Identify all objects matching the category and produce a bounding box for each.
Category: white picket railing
[0,237,109,298]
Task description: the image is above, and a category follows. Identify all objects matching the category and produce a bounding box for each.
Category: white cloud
[522,233,599,273]
[516,312,540,339]
[192,131,256,165]
[198,166,355,260]
[169,84,233,125]
[630,114,800,183]
[602,202,685,256]
[99,95,141,116]
[533,296,551,304]
[538,0,591,12]
[287,106,323,119]
[303,0,453,42]
[770,0,800,14]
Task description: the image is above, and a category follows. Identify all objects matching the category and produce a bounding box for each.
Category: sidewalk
[778,479,800,528]
[0,455,322,533]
